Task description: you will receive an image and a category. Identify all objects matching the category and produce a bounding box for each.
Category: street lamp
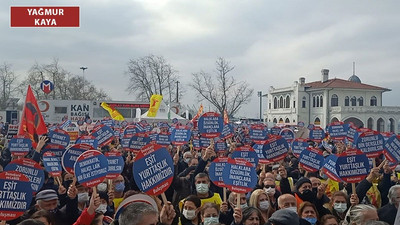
[258,91,262,122]
[80,67,88,97]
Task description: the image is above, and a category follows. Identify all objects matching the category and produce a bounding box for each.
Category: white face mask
[183,209,196,220]
[184,158,191,164]
[275,174,282,181]
[259,200,270,210]
[196,183,209,194]
[240,203,248,209]
[77,192,89,203]
[95,204,107,214]
[203,216,219,225]
[333,203,347,213]
[264,187,276,196]
[97,183,107,192]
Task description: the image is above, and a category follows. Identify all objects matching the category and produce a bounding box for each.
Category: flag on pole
[223,109,229,125]
[18,85,48,148]
[191,104,203,123]
[147,94,163,117]
[100,102,125,121]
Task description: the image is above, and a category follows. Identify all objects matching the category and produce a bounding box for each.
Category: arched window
[285,118,290,123]
[279,118,284,123]
[351,96,356,106]
[320,96,323,107]
[313,96,316,107]
[286,96,290,108]
[367,118,374,130]
[358,97,364,106]
[274,97,277,109]
[377,118,384,132]
[316,96,320,107]
[331,94,338,106]
[279,96,283,108]
[390,118,395,133]
[314,117,321,125]
[273,118,277,123]
[302,97,306,108]
[370,96,377,106]
[345,96,349,106]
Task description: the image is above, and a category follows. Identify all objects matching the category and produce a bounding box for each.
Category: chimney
[321,69,329,82]
[299,77,305,85]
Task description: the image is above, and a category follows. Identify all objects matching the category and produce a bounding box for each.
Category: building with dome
[264,68,400,134]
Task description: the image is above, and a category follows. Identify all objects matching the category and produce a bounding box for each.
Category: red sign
[10,6,80,27]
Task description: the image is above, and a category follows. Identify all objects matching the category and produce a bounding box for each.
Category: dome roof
[348,75,361,83]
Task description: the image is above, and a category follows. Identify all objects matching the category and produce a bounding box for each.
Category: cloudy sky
[1,0,400,118]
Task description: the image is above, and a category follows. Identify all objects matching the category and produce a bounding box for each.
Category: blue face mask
[115,182,125,192]
[304,217,317,225]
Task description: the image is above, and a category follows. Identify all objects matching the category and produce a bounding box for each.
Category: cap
[295,177,311,191]
[268,208,299,225]
[36,189,58,201]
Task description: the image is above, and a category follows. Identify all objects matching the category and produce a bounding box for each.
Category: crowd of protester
[0,122,399,225]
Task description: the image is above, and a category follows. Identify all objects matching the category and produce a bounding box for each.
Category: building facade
[265,69,400,134]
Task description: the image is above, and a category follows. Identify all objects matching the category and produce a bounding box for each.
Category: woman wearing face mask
[328,191,358,223]
[249,189,274,222]
[232,206,264,225]
[200,203,220,225]
[180,195,201,225]
[263,178,280,210]
[77,185,90,212]
[298,201,319,225]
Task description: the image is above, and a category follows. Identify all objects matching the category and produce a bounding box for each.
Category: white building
[265,68,400,134]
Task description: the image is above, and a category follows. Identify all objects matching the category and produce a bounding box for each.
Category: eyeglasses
[264,185,275,188]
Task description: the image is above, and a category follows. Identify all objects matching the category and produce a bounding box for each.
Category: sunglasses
[264,185,275,188]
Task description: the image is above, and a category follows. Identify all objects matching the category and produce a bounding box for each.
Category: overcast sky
[1,0,400,118]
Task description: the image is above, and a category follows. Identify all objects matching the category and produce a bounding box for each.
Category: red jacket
[73,208,96,225]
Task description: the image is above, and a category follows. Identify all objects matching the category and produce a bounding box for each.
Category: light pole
[80,67,88,98]
[258,91,262,122]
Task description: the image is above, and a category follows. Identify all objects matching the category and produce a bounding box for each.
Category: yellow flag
[100,102,125,121]
[148,94,163,117]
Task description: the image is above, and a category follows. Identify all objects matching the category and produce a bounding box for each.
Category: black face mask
[298,189,316,202]
[63,180,73,189]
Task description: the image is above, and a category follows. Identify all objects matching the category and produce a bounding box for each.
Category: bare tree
[19,59,109,101]
[126,55,180,102]
[0,62,18,110]
[190,57,253,117]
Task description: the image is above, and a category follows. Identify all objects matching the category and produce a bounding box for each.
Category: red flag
[191,104,203,123]
[223,109,229,125]
[18,85,48,148]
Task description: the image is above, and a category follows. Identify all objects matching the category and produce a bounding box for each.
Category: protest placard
[222,158,257,193]
[279,128,295,143]
[208,157,228,187]
[298,147,325,172]
[220,123,234,140]
[105,152,124,179]
[42,143,65,162]
[4,158,44,193]
[75,135,98,149]
[8,135,32,157]
[214,140,227,152]
[249,124,268,142]
[322,154,343,182]
[133,144,174,196]
[91,124,114,147]
[345,123,358,143]
[48,129,70,147]
[326,122,347,141]
[231,145,259,166]
[123,125,137,136]
[171,126,191,146]
[156,131,170,146]
[129,133,151,153]
[335,148,369,183]
[74,150,108,187]
[309,126,325,142]
[252,141,269,164]
[0,171,33,221]
[62,143,92,174]
[291,138,309,158]
[43,151,62,177]
[270,126,281,136]
[262,135,289,163]
[356,130,384,158]
[384,135,400,164]
[198,112,224,138]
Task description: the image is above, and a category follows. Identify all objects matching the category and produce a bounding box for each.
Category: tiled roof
[305,78,390,91]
